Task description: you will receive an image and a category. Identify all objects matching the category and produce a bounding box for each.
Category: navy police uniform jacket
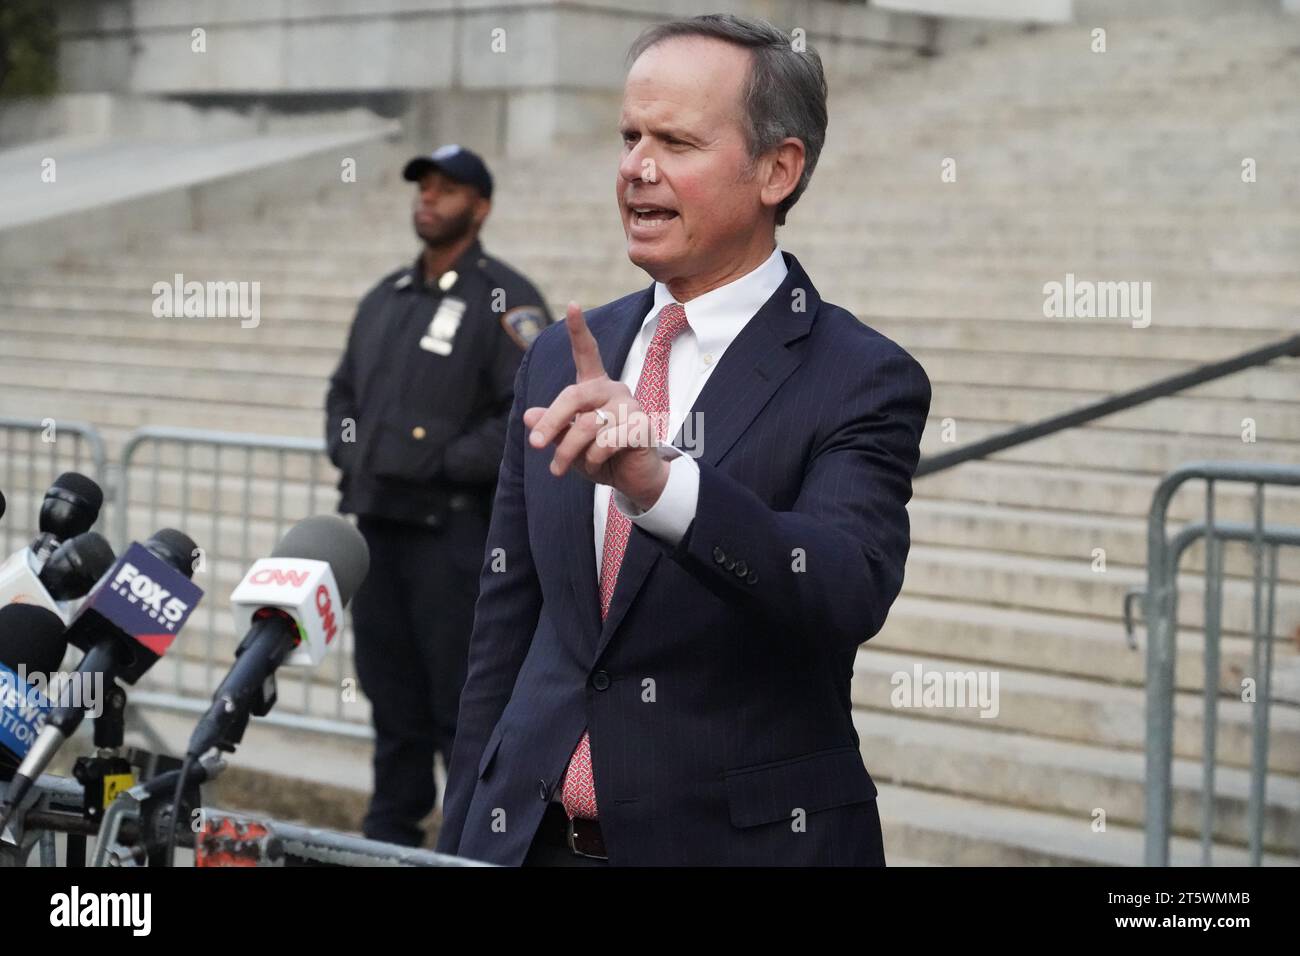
[325,240,552,527]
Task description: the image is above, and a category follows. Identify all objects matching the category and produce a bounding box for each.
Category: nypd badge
[420,296,467,355]
[501,305,547,350]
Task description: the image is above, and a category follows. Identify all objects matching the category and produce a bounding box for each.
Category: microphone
[0,531,116,619]
[37,532,117,603]
[0,529,203,828]
[29,473,104,569]
[0,604,69,769]
[0,489,6,522]
[186,515,369,759]
[63,529,202,679]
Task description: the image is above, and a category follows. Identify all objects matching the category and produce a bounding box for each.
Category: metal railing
[911,334,1299,866]
[113,426,371,740]
[2,772,486,867]
[915,332,1300,478]
[1126,461,1300,866]
[0,416,108,554]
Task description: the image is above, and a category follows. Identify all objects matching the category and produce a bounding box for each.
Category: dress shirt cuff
[613,446,699,547]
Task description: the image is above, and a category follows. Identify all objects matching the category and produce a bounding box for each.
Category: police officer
[324,144,551,847]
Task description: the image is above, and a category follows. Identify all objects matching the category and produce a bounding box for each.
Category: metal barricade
[114,426,371,740]
[1129,460,1300,865]
[0,416,108,554]
[3,772,486,867]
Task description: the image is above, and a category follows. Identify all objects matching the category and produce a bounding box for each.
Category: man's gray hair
[627,13,828,226]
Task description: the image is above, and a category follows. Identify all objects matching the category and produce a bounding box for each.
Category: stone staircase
[2,10,1298,863]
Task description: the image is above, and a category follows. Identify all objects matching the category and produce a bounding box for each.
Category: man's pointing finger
[566,302,607,383]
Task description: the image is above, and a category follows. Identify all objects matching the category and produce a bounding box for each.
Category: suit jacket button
[592,670,611,691]
[724,557,736,571]
[712,546,726,565]
[734,560,748,577]
[746,570,758,585]
[538,779,549,801]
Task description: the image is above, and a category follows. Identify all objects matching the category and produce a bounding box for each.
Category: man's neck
[421,232,479,284]
[664,240,777,303]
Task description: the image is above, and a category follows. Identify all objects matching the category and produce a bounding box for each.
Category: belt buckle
[565,818,608,861]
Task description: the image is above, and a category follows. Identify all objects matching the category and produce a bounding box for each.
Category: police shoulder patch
[501,305,547,350]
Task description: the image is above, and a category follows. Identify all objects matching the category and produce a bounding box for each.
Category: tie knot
[649,303,689,349]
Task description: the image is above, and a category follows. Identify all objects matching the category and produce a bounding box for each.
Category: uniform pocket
[368,416,455,483]
[723,744,878,829]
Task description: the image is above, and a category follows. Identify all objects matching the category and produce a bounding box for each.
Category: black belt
[536,801,608,860]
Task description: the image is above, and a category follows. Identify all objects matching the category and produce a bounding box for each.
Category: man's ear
[473,196,493,229]
[759,137,806,214]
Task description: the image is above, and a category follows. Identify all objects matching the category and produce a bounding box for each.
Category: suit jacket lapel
[593,252,821,661]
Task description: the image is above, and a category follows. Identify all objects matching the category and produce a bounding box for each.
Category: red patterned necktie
[561,302,690,820]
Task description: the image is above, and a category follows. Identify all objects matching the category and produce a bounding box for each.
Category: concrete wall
[51,0,1032,152]
[0,126,399,267]
[874,0,1071,22]
[1072,0,1285,19]
[55,0,936,93]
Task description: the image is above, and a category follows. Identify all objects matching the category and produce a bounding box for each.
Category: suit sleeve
[436,342,544,856]
[654,344,931,657]
[440,296,552,484]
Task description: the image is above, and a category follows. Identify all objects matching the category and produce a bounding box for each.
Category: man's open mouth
[630,206,679,224]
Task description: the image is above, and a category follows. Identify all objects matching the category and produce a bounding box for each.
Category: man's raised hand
[523,302,670,510]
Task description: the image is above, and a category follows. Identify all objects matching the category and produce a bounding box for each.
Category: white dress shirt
[594,245,789,576]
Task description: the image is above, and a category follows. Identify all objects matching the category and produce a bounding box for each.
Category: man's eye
[621,132,638,145]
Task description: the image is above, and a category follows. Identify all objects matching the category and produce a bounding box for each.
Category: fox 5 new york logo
[110,563,190,631]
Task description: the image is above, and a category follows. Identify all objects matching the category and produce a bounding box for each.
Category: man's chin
[626,239,681,279]
[416,223,469,248]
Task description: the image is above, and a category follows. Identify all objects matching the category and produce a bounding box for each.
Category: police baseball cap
[402,144,493,199]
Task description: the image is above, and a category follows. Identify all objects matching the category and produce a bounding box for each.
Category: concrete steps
[852,648,1300,775]
[875,595,1283,696]
[877,783,1297,867]
[860,711,1300,853]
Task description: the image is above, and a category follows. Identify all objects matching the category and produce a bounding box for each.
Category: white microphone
[186,515,369,758]
[0,532,116,622]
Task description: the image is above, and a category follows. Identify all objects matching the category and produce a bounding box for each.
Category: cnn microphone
[0,529,203,826]
[186,515,369,759]
[0,531,116,619]
[29,473,104,569]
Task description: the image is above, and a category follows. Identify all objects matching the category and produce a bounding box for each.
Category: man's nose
[619,140,655,183]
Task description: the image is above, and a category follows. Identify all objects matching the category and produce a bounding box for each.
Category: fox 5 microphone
[29,473,104,569]
[0,529,202,831]
[0,531,116,620]
[186,515,369,760]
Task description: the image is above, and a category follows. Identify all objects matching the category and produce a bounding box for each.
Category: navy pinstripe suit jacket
[435,251,931,866]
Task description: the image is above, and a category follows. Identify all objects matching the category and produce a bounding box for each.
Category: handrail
[914,332,1300,478]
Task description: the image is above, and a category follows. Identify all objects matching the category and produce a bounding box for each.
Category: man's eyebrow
[618,121,700,142]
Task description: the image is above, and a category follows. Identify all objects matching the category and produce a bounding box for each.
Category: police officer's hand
[523,302,671,511]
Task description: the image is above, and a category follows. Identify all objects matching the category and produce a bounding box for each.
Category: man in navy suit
[436,13,931,866]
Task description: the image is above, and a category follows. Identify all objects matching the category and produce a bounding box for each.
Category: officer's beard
[414,205,477,250]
